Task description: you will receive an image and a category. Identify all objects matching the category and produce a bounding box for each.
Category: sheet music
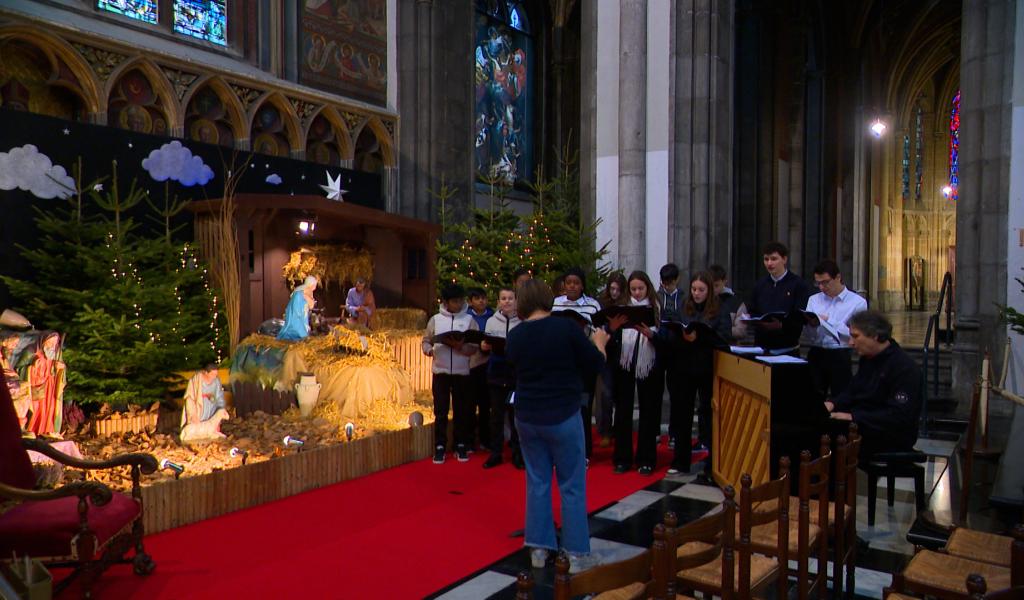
[755,354,807,365]
[729,345,765,355]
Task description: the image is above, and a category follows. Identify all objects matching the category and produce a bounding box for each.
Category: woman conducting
[506,279,609,574]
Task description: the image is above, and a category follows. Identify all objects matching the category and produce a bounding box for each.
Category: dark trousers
[432,373,473,449]
[612,367,664,468]
[581,392,594,459]
[664,363,685,441]
[470,364,490,448]
[807,347,853,397]
[672,371,713,470]
[487,384,519,455]
[596,365,615,436]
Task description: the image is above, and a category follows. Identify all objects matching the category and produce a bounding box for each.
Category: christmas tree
[1,161,225,407]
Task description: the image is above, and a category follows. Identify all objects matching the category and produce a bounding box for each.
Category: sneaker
[668,436,676,449]
[530,548,549,568]
[568,552,602,574]
[432,445,445,464]
[637,465,653,476]
[456,444,470,462]
[512,451,525,470]
[613,463,629,474]
[666,463,689,475]
[483,453,503,469]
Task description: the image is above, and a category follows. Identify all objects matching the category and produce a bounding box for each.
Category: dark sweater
[747,271,810,349]
[506,316,606,425]
[833,341,922,452]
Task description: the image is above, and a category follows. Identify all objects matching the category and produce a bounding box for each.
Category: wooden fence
[140,424,434,534]
[390,334,432,392]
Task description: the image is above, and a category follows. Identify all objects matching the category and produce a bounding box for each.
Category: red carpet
[79,437,679,599]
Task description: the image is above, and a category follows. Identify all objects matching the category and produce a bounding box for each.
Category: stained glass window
[98,0,158,24]
[901,135,910,201]
[475,0,533,186]
[174,0,228,45]
[948,90,960,202]
[913,105,923,204]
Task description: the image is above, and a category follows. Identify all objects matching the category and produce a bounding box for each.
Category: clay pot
[294,372,321,417]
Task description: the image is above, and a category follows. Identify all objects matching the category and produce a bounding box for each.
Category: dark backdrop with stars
[0,108,382,309]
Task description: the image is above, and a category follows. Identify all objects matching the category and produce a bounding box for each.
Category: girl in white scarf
[610,271,663,475]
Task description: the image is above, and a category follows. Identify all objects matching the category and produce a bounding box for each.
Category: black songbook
[660,320,728,348]
[591,305,656,329]
[739,311,788,325]
[551,309,591,328]
[482,334,507,356]
[431,329,484,347]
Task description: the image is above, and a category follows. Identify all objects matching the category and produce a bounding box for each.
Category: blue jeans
[515,412,590,554]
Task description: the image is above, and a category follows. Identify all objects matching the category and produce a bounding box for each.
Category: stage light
[345,422,355,441]
[941,185,953,197]
[869,119,887,138]
[296,213,318,237]
[230,447,249,465]
[283,435,305,451]
[408,411,424,427]
[160,459,185,480]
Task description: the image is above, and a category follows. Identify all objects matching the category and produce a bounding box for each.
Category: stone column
[671,0,734,274]
[618,0,648,271]
[953,0,1016,412]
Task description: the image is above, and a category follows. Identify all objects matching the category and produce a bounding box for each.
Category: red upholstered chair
[0,382,158,599]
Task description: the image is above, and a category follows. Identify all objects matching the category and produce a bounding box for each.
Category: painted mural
[300,0,387,106]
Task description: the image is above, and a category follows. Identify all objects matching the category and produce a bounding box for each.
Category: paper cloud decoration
[0,144,75,199]
[266,173,282,185]
[142,141,214,186]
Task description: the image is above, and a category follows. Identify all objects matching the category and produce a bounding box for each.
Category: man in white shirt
[805,259,868,397]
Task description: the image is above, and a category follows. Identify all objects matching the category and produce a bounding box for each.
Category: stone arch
[105,57,180,136]
[0,26,101,116]
[353,116,396,168]
[304,106,354,166]
[248,92,301,157]
[182,75,246,148]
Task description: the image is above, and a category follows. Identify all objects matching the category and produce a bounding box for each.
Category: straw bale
[372,308,428,330]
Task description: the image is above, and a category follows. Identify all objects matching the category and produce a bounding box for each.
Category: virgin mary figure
[277,276,318,341]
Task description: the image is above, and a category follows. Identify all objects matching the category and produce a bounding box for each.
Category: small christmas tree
[1,161,225,407]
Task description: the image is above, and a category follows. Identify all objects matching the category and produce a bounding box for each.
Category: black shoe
[483,453,503,469]
[456,444,470,462]
[692,473,715,486]
[432,445,446,464]
[512,451,525,470]
[613,464,629,474]
[638,465,654,476]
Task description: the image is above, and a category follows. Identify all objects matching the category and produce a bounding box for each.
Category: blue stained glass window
[949,90,960,202]
[913,106,923,204]
[174,0,228,46]
[901,135,910,201]
[98,0,158,24]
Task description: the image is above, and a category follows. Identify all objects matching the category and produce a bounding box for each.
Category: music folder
[430,329,484,347]
[591,305,656,329]
[482,334,507,355]
[660,320,728,348]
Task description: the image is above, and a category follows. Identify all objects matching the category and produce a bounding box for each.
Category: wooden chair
[794,436,832,600]
[0,383,158,599]
[832,427,862,599]
[514,570,534,600]
[669,486,779,600]
[944,525,1024,568]
[738,458,791,600]
[553,545,655,600]
[966,573,1024,600]
[889,527,1023,600]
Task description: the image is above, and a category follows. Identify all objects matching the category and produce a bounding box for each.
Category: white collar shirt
[804,286,867,348]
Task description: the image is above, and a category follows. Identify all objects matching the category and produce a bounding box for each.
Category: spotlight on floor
[160,459,185,480]
[283,435,305,451]
[344,422,355,441]
[230,447,249,465]
[408,411,424,428]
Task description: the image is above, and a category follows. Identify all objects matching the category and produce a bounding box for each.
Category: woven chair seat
[745,516,823,554]
[676,541,778,592]
[945,528,1012,567]
[885,593,921,600]
[903,550,1011,594]
[592,581,646,600]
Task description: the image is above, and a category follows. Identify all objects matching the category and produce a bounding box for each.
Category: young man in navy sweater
[741,241,811,353]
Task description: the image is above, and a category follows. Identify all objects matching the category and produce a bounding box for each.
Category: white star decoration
[62,128,70,135]
[320,171,346,201]
[93,184,104,192]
